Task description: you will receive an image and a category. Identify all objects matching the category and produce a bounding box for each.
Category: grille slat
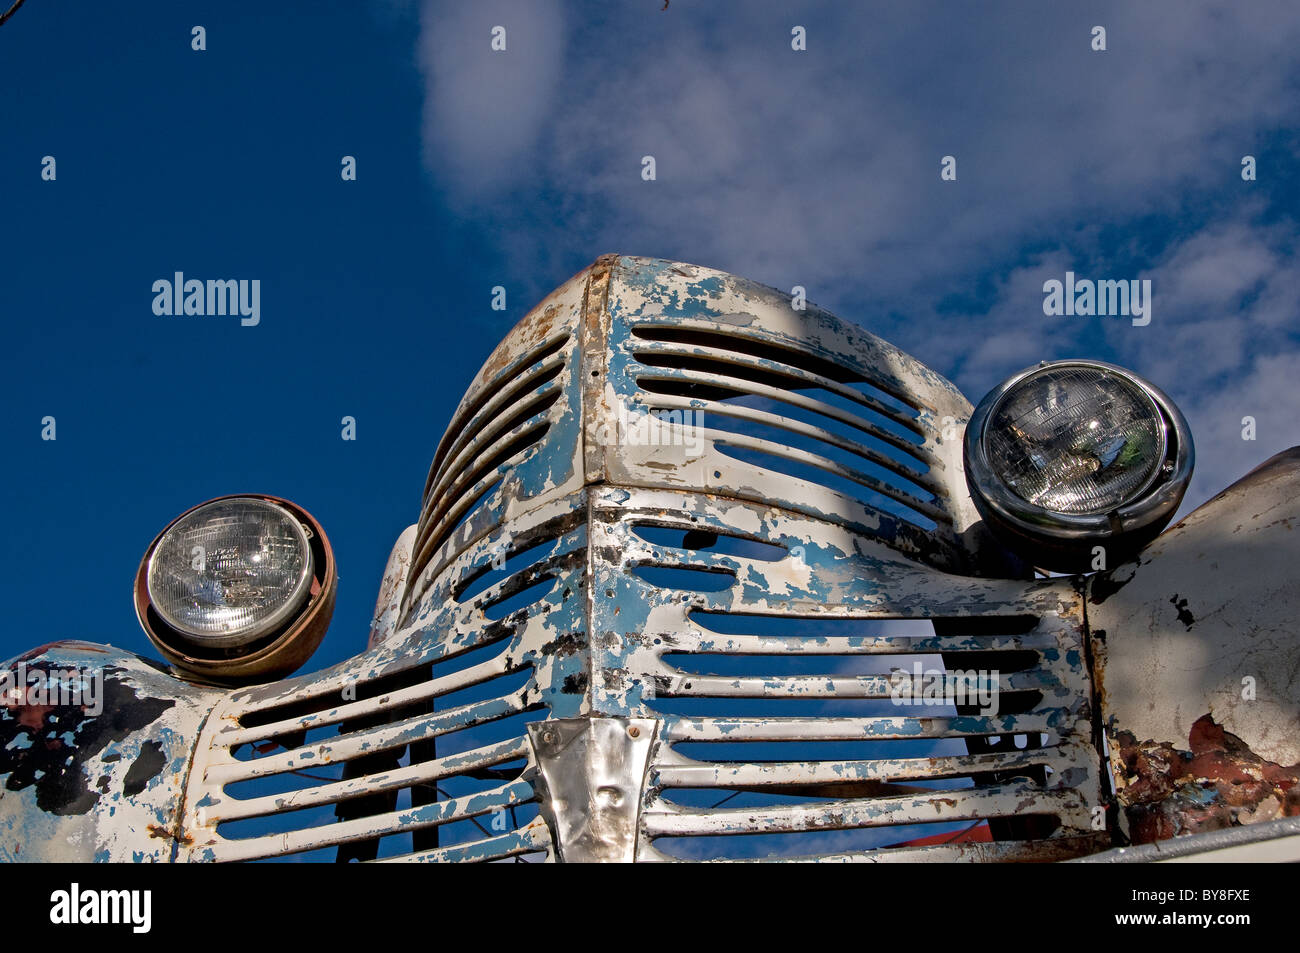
[654,747,1071,788]
[215,738,531,822]
[642,782,1087,837]
[214,777,537,863]
[634,365,936,471]
[409,417,554,584]
[658,632,1052,656]
[422,333,570,500]
[423,349,568,501]
[662,712,1068,742]
[641,836,1110,863]
[376,822,551,864]
[641,395,948,520]
[209,688,532,784]
[650,671,1059,699]
[220,656,518,749]
[628,327,930,433]
[424,386,563,518]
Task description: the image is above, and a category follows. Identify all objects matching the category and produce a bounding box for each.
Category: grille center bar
[528,717,658,862]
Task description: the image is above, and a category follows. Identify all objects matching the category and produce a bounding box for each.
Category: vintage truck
[2,255,1297,862]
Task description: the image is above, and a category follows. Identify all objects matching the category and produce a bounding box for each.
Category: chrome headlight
[135,495,336,683]
[964,361,1193,571]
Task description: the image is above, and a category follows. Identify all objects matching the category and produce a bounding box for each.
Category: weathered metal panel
[0,642,221,861]
[1088,447,1300,844]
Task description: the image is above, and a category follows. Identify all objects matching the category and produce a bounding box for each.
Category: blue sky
[2,0,1298,674]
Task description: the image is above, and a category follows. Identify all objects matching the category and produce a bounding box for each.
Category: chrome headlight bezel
[964,360,1194,561]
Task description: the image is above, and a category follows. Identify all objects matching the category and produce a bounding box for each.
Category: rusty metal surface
[16,255,1295,861]
[1089,447,1300,845]
[1110,716,1298,843]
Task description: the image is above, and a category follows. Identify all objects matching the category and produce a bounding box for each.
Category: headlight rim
[134,493,336,685]
[964,359,1194,543]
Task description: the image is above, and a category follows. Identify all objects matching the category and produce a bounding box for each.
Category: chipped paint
[0,643,221,862]
[1090,447,1300,848]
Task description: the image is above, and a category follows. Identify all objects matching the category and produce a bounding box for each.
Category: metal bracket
[527,717,657,862]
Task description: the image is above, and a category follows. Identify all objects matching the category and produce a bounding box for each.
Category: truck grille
[588,487,1106,861]
[179,256,1106,862]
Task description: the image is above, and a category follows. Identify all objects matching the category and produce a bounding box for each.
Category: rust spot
[147,822,195,846]
[1114,714,1300,844]
[11,703,56,733]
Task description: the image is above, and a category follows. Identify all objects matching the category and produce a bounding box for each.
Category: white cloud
[1121,222,1300,507]
[412,0,1300,508]
[1179,350,1300,507]
[417,0,565,190]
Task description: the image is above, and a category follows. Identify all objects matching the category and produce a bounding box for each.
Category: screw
[542,730,556,744]
[627,725,640,738]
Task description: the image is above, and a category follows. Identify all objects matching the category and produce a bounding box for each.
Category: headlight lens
[146,497,314,646]
[984,366,1166,516]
